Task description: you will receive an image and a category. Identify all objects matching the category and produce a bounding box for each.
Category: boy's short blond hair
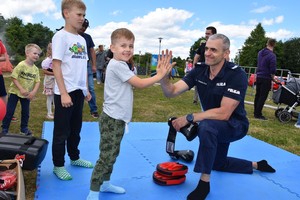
[25,44,41,54]
[61,0,86,19]
[111,28,135,44]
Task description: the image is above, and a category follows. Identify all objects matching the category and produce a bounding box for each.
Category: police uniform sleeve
[224,69,248,102]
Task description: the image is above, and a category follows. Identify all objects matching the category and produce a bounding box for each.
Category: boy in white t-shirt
[86,28,174,199]
[51,0,93,181]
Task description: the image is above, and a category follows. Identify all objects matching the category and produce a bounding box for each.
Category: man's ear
[224,49,230,59]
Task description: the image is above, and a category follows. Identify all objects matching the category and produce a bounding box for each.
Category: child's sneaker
[90,112,99,119]
[0,129,8,135]
[46,114,54,119]
[20,129,33,136]
[294,123,300,129]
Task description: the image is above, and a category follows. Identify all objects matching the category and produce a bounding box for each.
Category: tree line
[1,15,299,74]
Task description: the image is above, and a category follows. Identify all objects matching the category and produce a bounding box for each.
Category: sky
[1,0,299,60]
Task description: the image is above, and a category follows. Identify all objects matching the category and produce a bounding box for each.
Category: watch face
[187,114,193,122]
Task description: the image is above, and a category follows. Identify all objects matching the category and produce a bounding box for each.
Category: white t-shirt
[103,59,135,123]
[52,29,88,95]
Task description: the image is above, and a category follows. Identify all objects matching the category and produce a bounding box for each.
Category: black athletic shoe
[254,115,267,120]
[91,112,99,119]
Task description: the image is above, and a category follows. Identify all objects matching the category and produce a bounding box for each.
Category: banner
[151,54,158,72]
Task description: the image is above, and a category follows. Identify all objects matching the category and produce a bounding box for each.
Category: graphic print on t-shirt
[69,42,87,59]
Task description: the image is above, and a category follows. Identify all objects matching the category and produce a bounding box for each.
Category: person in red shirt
[0,40,8,105]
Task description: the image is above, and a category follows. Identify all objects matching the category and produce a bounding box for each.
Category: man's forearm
[160,77,175,98]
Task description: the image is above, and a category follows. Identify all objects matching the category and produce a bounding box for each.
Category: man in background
[192,26,217,104]
[78,19,99,118]
[95,45,106,84]
[254,38,277,120]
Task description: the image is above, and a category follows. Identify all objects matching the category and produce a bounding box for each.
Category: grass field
[2,71,299,199]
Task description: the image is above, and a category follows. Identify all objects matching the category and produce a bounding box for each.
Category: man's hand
[171,116,189,132]
[92,64,97,73]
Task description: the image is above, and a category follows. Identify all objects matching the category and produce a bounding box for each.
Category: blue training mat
[34,122,300,200]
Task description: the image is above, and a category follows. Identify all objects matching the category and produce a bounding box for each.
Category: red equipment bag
[153,162,188,186]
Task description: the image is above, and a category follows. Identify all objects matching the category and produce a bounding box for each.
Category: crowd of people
[0,0,299,200]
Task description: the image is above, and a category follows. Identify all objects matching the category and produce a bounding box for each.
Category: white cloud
[266,29,293,40]
[88,7,197,58]
[0,2,295,60]
[88,7,291,60]
[275,15,284,23]
[261,15,284,26]
[53,12,62,20]
[262,18,275,26]
[110,10,122,16]
[251,5,275,14]
[0,0,57,22]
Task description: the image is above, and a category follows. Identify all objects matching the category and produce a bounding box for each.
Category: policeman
[159,34,275,200]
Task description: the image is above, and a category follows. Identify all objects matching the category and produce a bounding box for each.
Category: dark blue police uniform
[182,61,253,174]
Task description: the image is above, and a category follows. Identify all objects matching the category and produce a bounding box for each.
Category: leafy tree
[189,37,204,60]
[237,23,267,67]
[0,15,6,33]
[4,17,27,58]
[4,17,54,65]
[172,56,185,77]
[274,40,284,70]
[25,23,53,52]
[282,37,300,73]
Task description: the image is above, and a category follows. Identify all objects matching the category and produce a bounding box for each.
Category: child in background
[1,44,41,135]
[51,0,93,181]
[41,43,55,119]
[295,113,300,128]
[86,28,174,200]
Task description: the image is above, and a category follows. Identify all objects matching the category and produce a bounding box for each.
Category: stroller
[272,73,300,123]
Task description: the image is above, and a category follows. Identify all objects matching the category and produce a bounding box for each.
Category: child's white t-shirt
[52,29,88,95]
[103,59,135,123]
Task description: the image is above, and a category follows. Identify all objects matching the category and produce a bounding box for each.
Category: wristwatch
[186,114,194,123]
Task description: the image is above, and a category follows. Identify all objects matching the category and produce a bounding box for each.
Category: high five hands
[156,49,176,78]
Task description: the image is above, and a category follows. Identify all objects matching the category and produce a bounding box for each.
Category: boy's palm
[156,50,176,77]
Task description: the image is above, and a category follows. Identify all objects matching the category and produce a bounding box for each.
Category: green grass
[2,71,300,199]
